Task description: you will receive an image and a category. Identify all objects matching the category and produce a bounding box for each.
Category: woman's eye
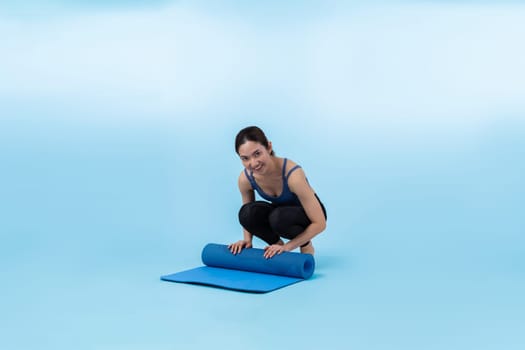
[254,151,260,157]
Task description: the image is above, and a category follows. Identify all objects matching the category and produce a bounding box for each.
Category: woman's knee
[268,207,282,232]
[238,201,273,227]
[268,207,293,233]
[269,206,310,235]
[238,202,251,225]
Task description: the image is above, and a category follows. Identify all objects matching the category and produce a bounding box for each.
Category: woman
[229,126,327,259]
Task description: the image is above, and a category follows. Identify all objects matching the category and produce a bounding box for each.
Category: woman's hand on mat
[228,240,252,254]
[263,244,286,259]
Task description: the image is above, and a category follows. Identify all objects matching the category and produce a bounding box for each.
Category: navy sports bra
[244,158,302,206]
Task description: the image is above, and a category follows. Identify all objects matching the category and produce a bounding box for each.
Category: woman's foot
[300,242,315,255]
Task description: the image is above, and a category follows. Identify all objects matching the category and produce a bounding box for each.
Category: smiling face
[237,140,273,175]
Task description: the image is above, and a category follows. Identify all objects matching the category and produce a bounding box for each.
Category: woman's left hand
[263,244,286,259]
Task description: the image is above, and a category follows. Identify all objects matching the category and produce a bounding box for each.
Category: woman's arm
[229,172,255,254]
[280,168,326,253]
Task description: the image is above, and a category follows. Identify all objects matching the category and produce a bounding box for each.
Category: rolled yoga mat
[161,243,315,293]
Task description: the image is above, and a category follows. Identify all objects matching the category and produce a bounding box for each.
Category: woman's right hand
[228,240,252,255]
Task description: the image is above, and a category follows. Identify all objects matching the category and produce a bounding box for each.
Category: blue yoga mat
[161,243,315,293]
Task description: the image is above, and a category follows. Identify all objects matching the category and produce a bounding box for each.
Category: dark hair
[235,126,275,155]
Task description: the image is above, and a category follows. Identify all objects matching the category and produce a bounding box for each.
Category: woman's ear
[267,141,273,155]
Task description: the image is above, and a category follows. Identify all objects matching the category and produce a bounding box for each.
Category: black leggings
[238,196,327,247]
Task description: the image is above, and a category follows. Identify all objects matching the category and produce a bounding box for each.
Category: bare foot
[300,242,315,255]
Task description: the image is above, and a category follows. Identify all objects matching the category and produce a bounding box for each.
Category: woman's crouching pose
[229,126,327,259]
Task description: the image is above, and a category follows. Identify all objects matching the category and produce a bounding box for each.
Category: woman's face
[237,140,273,175]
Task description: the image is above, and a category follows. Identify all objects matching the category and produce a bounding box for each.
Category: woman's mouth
[253,164,263,172]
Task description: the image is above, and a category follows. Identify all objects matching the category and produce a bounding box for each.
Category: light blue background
[1,1,524,349]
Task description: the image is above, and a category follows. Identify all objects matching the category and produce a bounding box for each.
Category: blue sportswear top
[244,158,302,206]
